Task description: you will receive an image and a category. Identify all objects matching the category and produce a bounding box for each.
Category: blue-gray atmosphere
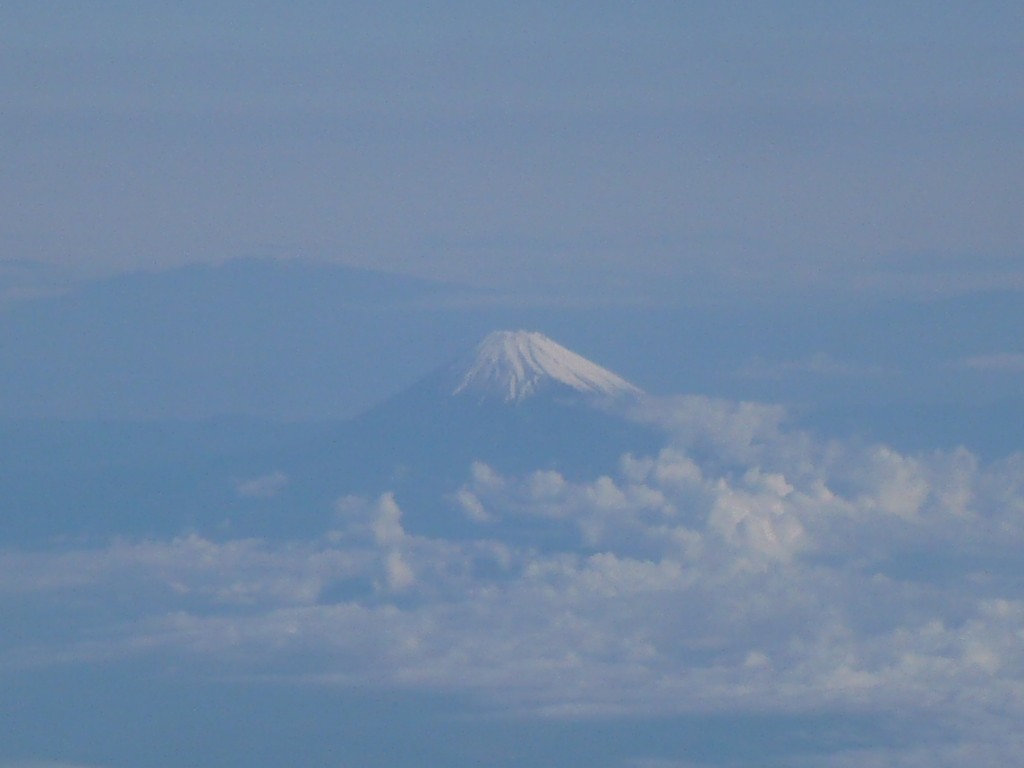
[2,4,1023,767]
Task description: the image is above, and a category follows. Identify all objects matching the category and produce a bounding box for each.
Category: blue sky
[3,3,1021,301]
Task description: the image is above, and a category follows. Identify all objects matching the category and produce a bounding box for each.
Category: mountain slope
[276,331,659,538]
[448,330,644,403]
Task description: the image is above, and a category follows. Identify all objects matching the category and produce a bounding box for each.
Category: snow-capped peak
[449,330,643,403]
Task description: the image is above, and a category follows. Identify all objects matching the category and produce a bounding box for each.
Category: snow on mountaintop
[450,330,643,403]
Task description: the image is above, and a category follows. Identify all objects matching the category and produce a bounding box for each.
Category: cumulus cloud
[454,487,492,523]
[2,394,1024,763]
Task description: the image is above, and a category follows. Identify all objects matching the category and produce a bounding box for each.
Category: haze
[2,4,1023,768]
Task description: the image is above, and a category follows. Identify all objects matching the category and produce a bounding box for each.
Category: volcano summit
[447,330,644,404]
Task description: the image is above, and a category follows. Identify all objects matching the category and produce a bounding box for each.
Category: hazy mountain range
[3,257,1023,545]
[2,327,663,543]
[3,260,1024,767]
[2,257,1023,435]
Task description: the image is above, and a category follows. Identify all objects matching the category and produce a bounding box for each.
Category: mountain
[269,330,659,539]
[4,255,1023,455]
[0,257,490,420]
[446,330,644,404]
[349,329,649,447]
[0,329,660,543]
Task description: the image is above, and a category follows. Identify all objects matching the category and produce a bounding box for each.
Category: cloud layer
[2,395,1023,764]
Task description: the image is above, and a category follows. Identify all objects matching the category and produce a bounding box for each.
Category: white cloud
[383,550,416,592]
[369,492,406,546]
[454,487,492,523]
[0,533,368,607]
[3,395,1024,761]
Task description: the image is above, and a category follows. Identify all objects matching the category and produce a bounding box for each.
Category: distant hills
[1,255,1022,499]
[2,256,1023,424]
[0,258,493,420]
